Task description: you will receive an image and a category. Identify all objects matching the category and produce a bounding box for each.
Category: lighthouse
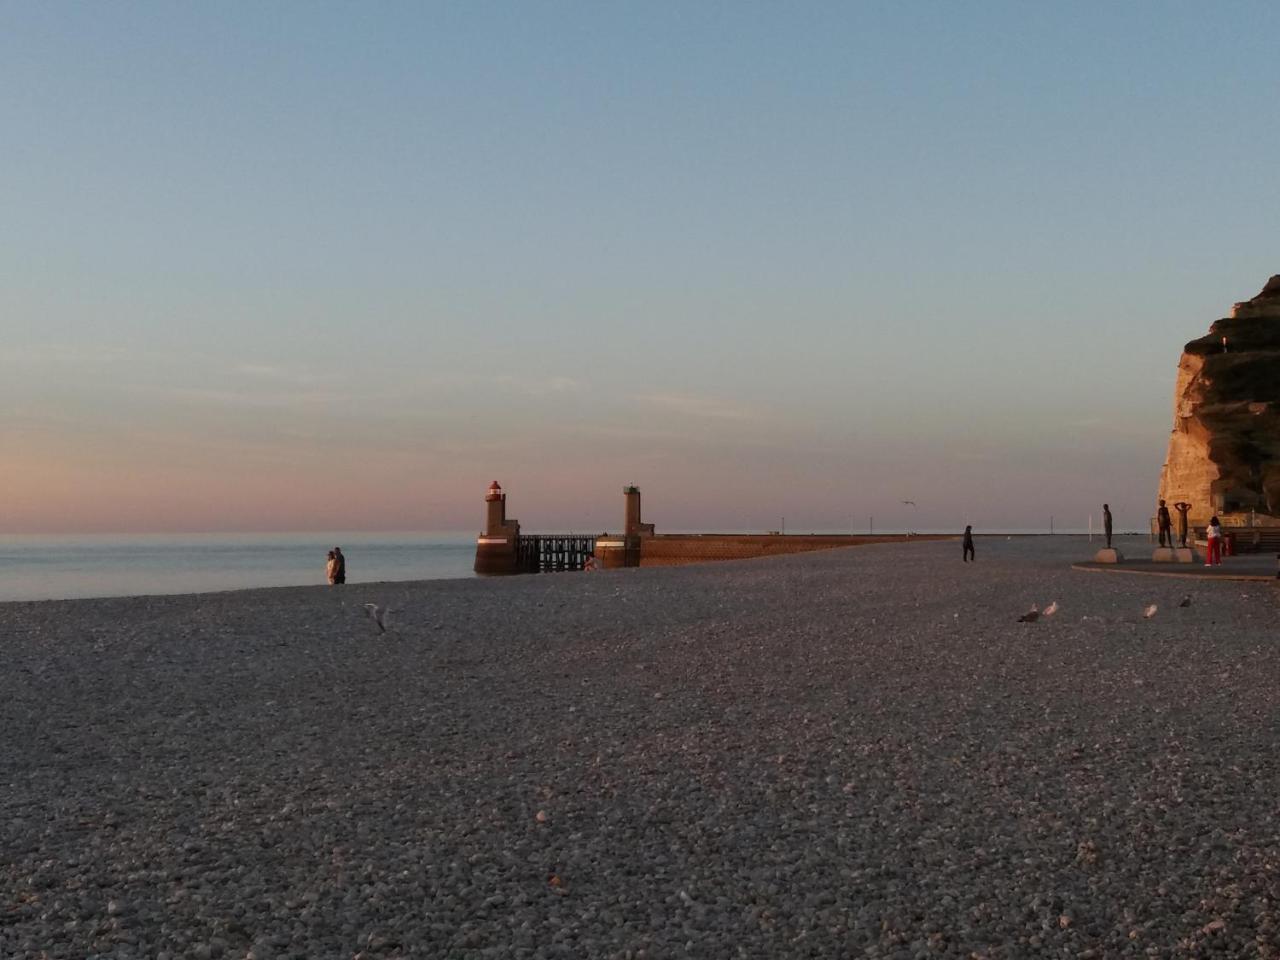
[595,485,654,568]
[473,481,521,575]
[623,485,655,537]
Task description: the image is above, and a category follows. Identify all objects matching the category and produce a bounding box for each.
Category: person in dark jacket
[1156,500,1172,547]
[1103,504,1113,549]
[1173,501,1192,548]
[962,525,975,562]
[333,546,346,584]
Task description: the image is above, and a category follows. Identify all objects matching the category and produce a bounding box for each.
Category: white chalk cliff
[1158,275,1280,522]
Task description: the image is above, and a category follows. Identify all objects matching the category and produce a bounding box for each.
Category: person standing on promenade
[1103,504,1113,549]
[333,546,346,584]
[962,525,975,562]
[1173,501,1192,548]
[1157,500,1173,548]
[1205,516,1223,566]
[326,550,339,584]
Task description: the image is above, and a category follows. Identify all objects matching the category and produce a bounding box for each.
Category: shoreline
[1,533,1131,607]
[0,534,946,606]
[0,575,477,609]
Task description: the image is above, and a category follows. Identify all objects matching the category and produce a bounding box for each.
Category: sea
[0,528,1102,603]
[0,533,478,603]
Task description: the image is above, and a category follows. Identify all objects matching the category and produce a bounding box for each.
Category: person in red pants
[1205,515,1223,566]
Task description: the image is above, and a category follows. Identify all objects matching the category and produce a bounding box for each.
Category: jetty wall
[474,482,954,575]
[636,534,950,567]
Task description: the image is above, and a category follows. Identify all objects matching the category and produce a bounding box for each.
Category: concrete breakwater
[622,532,952,566]
[474,482,952,574]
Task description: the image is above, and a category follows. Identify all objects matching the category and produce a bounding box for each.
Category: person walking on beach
[1103,504,1113,549]
[332,546,346,584]
[1205,516,1223,566]
[962,525,975,562]
[1157,500,1173,548]
[326,550,339,585]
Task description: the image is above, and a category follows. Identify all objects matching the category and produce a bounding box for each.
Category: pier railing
[515,535,597,573]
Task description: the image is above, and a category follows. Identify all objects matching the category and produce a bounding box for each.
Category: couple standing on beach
[326,547,346,585]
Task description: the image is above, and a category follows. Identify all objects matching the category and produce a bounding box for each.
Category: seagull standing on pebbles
[1043,601,1059,618]
[1017,604,1040,623]
[1142,604,1158,619]
[363,603,389,634]
[1178,595,1192,608]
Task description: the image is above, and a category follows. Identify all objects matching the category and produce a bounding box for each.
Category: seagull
[901,500,917,507]
[363,603,389,634]
[1142,604,1158,619]
[1017,604,1040,623]
[1043,601,1059,618]
[1178,594,1192,608]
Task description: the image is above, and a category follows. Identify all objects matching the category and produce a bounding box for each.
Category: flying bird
[363,603,390,633]
[1142,604,1158,619]
[1178,595,1192,608]
[1017,604,1040,623]
[901,500,917,507]
[1043,601,1059,618]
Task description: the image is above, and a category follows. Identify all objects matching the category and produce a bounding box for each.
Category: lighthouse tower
[624,486,655,537]
[595,485,655,568]
[473,481,521,574]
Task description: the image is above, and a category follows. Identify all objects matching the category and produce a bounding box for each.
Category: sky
[3,2,1279,534]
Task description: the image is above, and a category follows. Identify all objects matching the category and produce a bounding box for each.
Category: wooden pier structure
[515,534,598,573]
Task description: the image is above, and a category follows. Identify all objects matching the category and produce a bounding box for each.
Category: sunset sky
[4,2,1279,534]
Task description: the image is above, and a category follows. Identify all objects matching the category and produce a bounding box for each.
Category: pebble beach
[3,535,1280,959]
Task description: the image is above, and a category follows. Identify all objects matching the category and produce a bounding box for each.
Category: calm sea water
[0,528,1106,603]
[0,533,477,603]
